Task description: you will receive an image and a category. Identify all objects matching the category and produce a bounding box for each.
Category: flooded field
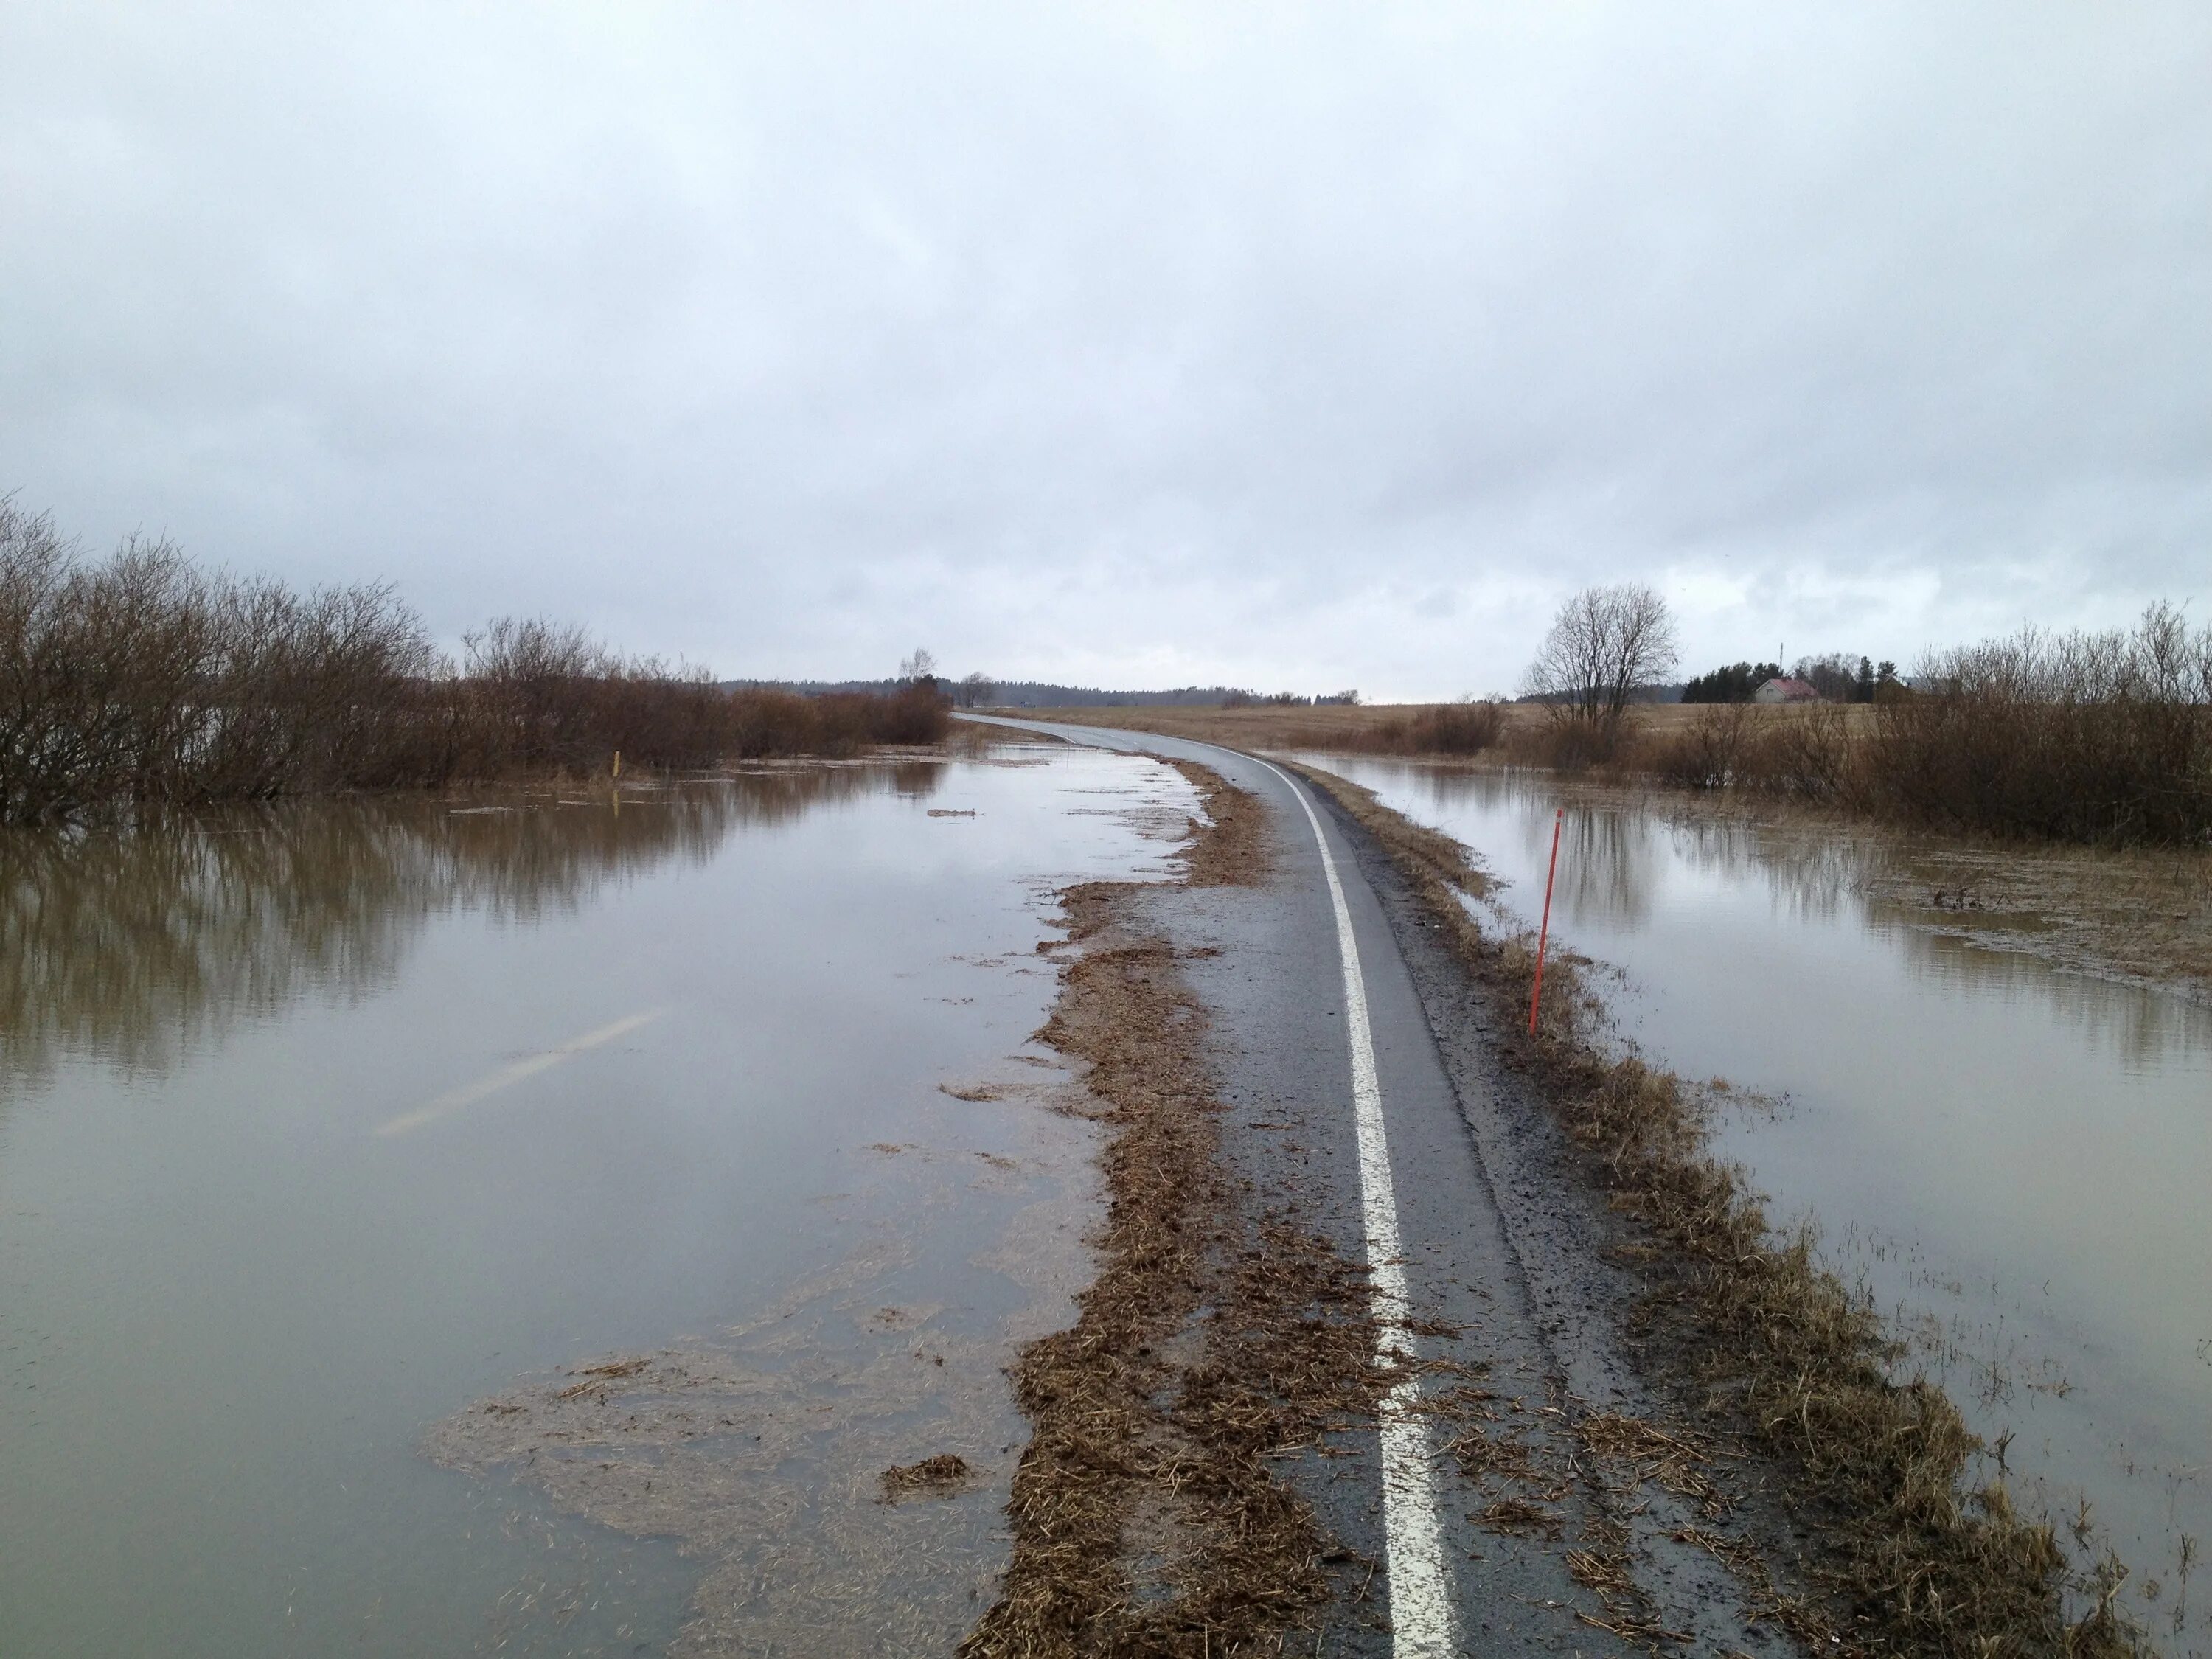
[1303,756,2212,1649]
[0,743,1199,1657]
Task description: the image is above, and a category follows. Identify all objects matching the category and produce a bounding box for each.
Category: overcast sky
[4,4,2208,698]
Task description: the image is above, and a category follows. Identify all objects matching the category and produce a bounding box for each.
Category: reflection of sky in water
[1305,757,2212,1641]
[0,747,1194,1659]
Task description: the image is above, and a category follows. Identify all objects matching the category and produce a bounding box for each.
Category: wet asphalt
[967,717,1797,1659]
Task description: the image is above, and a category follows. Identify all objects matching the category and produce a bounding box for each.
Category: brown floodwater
[0,745,1199,1657]
[1303,756,2212,1650]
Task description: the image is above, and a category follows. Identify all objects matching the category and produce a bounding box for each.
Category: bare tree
[956,671,994,709]
[898,647,938,686]
[1523,583,1680,728]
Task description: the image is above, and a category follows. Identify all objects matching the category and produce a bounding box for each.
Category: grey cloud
[3,1,2208,698]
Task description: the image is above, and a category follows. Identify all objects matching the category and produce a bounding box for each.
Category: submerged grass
[964,764,1394,1658]
[1287,759,2137,1658]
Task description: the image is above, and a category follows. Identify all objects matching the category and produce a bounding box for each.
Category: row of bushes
[0,503,949,825]
[1644,607,2212,844]
[1330,700,1506,757]
[1293,606,2211,848]
[1639,608,2212,844]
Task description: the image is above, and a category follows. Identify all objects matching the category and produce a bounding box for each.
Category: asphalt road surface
[970,716,1796,1659]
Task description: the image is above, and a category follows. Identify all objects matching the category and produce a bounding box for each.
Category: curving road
[968,715,1795,1658]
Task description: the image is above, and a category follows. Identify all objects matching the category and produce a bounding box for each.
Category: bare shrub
[0,501,953,823]
[1507,709,1632,771]
[866,684,956,745]
[1653,703,1753,790]
[1745,703,1854,801]
[0,503,434,821]
[461,616,608,771]
[181,577,437,801]
[1331,700,1504,757]
[1402,700,1503,755]
[1869,606,2212,844]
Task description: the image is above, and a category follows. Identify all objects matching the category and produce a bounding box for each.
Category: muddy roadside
[1288,759,2140,1657]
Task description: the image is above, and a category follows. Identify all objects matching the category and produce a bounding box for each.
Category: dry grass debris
[883,1454,978,1498]
[963,762,1399,1657]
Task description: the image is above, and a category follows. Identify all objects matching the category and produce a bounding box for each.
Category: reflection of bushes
[0,504,950,825]
[0,765,931,1091]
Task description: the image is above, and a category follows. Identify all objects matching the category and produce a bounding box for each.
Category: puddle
[0,744,1200,1657]
[1299,757,2212,1648]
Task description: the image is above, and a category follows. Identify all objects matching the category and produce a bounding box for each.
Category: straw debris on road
[962,764,1398,1658]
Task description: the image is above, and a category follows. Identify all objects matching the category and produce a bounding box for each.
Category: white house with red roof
[1752,675,1823,705]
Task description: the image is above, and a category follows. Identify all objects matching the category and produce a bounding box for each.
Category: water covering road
[0,743,1199,1657]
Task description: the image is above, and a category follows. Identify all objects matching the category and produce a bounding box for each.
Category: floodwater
[1303,757,2212,1649]
[0,743,1198,1658]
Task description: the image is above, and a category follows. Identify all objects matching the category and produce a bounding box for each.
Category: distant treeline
[0,503,947,827]
[1680,655,1904,704]
[734,677,1262,709]
[1515,684,1686,706]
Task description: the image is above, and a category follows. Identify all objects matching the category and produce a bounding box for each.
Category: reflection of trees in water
[1890,913,2212,1074]
[1411,768,1658,928]
[0,764,939,1094]
[1554,809,1655,928]
[1385,763,2210,1071]
[1658,814,1860,927]
[1652,807,2212,1070]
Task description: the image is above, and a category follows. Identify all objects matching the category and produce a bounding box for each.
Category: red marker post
[1528,807,1563,1036]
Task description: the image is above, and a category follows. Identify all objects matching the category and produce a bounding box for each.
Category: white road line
[375,1009,667,1137]
[1249,757,1460,1659]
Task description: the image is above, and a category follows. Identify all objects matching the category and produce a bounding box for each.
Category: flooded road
[0,744,1198,1657]
[1301,756,2212,1649]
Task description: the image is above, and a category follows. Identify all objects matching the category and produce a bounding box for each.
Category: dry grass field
[1009,699,1877,760]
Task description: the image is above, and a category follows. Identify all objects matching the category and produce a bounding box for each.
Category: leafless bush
[1747,703,1855,801]
[1868,605,2212,844]
[1507,709,1632,771]
[1401,700,1504,754]
[1329,700,1505,757]
[0,502,434,822]
[1653,703,1754,789]
[459,616,608,771]
[0,501,950,824]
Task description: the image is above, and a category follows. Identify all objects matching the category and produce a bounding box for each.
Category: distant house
[1752,675,1822,706]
